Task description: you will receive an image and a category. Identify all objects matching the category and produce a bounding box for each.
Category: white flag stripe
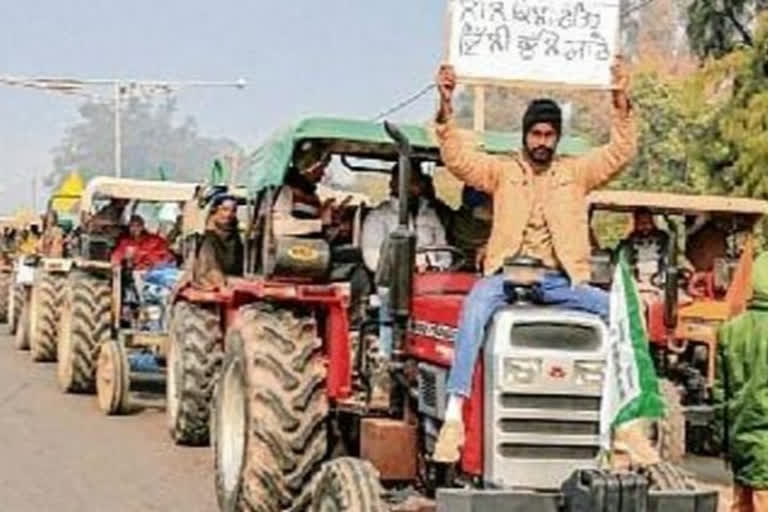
[600,264,641,449]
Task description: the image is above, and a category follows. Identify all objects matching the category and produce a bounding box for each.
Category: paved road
[0,334,217,512]
[0,328,735,512]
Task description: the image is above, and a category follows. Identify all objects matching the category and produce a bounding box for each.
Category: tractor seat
[502,256,549,302]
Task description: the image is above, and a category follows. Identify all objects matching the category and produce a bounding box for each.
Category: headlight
[575,360,605,387]
[143,306,163,321]
[502,357,542,386]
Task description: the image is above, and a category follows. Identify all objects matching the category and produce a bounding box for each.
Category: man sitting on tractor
[192,194,244,290]
[616,208,670,292]
[362,163,450,276]
[39,209,65,258]
[432,58,637,462]
[363,163,450,364]
[111,214,175,270]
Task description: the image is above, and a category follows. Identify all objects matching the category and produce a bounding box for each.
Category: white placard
[448,0,620,88]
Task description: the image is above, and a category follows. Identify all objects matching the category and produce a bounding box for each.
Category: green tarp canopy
[245,116,590,193]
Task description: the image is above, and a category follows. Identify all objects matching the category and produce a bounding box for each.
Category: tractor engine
[481,308,606,489]
[410,275,608,491]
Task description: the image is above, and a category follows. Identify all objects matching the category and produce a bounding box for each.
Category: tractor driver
[111,214,175,270]
[432,59,637,463]
[616,208,670,292]
[39,210,65,258]
[192,194,244,290]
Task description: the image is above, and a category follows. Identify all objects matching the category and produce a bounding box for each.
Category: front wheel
[311,458,388,511]
[655,379,686,464]
[96,340,130,415]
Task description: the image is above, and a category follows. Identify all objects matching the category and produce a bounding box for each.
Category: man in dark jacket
[193,195,244,290]
[716,252,768,512]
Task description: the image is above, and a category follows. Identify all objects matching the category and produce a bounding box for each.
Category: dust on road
[0,335,217,512]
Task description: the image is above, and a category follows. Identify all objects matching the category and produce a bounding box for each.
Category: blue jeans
[445,272,609,397]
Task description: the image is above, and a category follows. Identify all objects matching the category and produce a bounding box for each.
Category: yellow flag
[50,172,85,213]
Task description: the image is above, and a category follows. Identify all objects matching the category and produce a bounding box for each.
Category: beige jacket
[435,107,637,283]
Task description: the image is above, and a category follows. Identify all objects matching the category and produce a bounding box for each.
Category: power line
[371,83,436,122]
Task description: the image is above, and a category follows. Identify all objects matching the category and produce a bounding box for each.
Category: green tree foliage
[687,14,768,198]
[686,0,768,58]
[49,98,241,186]
[612,68,713,194]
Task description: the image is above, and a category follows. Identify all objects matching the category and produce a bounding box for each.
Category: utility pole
[0,75,247,178]
[32,171,38,213]
[114,82,122,178]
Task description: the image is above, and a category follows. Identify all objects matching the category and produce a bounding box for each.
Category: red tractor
[171,117,717,511]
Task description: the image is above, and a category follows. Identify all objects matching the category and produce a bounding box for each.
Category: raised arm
[574,56,638,191]
[434,65,503,194]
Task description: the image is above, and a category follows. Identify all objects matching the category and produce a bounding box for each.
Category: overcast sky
[0,1,445,213]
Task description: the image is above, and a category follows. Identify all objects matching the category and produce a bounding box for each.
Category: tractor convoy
[4,118,746,511]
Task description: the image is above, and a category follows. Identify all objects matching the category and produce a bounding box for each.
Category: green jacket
[715,253,768,487]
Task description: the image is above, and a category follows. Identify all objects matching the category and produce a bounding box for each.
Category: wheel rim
[97,344,115,412]
[166,324,181,430]
[217,356,246,497]
[57,301,73,389]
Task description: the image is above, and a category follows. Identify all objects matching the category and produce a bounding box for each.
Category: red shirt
[111,232,174,269]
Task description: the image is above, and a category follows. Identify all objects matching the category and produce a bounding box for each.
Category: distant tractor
[589,191,768,458]
[54,177,196,409]
[167,116,716,511]
[11,216,43,351]
[27,194,83,363]
[0,216,18,323]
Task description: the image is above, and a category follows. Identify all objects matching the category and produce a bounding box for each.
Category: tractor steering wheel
[415,246,467,273]
[650,268,693,290]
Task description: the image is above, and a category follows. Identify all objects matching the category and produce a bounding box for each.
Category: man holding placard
[432,58,636,462]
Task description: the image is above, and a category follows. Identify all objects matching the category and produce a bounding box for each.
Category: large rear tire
[30,273,64,362]
[13,287,30,350]
[311,458,388,511]
[0,271,10,323]
[214,305,328,512]
[57,273,111,393]
[167,301,223,446]
[656,379,686,464]
[9,281,23,335]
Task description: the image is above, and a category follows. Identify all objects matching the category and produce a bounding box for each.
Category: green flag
[600,259,665,448]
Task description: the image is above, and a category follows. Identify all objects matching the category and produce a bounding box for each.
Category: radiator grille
[419,367,437,410]
[499,419,598,436]
[417,363,446,419]
[498,444,599,460]
[500,394,600,412]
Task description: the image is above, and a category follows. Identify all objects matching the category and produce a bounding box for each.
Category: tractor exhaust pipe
[384,121,414,230]
[664,217,680,333]
[383,121,416,331]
